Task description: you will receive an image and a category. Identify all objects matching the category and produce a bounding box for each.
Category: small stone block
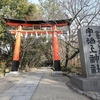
[5,71,20,76]
[52,71,63,76]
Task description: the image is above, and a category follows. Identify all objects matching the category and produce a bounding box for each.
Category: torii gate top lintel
[3,18,72,27]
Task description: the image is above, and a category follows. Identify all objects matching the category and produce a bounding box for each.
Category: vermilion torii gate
[4,18,71,72]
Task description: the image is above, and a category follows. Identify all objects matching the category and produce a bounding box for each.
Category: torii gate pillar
[52,25,61,71]
[12,25,22,71]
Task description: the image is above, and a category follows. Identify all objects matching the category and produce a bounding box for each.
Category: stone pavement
[31,67,90,100]
[0,69,44,100]
[0,67,90,100]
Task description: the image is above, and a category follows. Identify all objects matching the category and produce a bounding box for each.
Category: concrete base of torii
[52,71,63,77]
[5,71,20,77]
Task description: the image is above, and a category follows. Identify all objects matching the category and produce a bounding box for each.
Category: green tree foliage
[25,4,42,20]
[0,0,42,19]
[0,31,14,74]
[0,0,29,19]
[0,0,42,74]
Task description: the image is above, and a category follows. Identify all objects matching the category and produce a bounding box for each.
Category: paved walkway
[0,67,90,100]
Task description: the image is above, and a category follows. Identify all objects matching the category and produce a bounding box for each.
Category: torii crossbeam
[3,18,71,72]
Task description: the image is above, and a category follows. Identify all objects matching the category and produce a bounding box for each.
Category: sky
[28,0,39,4]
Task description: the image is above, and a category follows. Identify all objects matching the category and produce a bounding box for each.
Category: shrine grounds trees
[59,0,100,73]
[0,0,42,75]
[19,35,52,71]
[39,0,100,73]
[1,0,100,75]
[0,0,42,20]
[39,0,67,20]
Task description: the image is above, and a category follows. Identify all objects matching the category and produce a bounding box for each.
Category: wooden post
[52,25,61,71]
[11,25,22,71]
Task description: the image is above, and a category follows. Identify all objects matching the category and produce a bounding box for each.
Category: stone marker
[71,26,100,91]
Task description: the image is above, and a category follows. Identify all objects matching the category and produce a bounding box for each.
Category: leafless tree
[59,0,100,69]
